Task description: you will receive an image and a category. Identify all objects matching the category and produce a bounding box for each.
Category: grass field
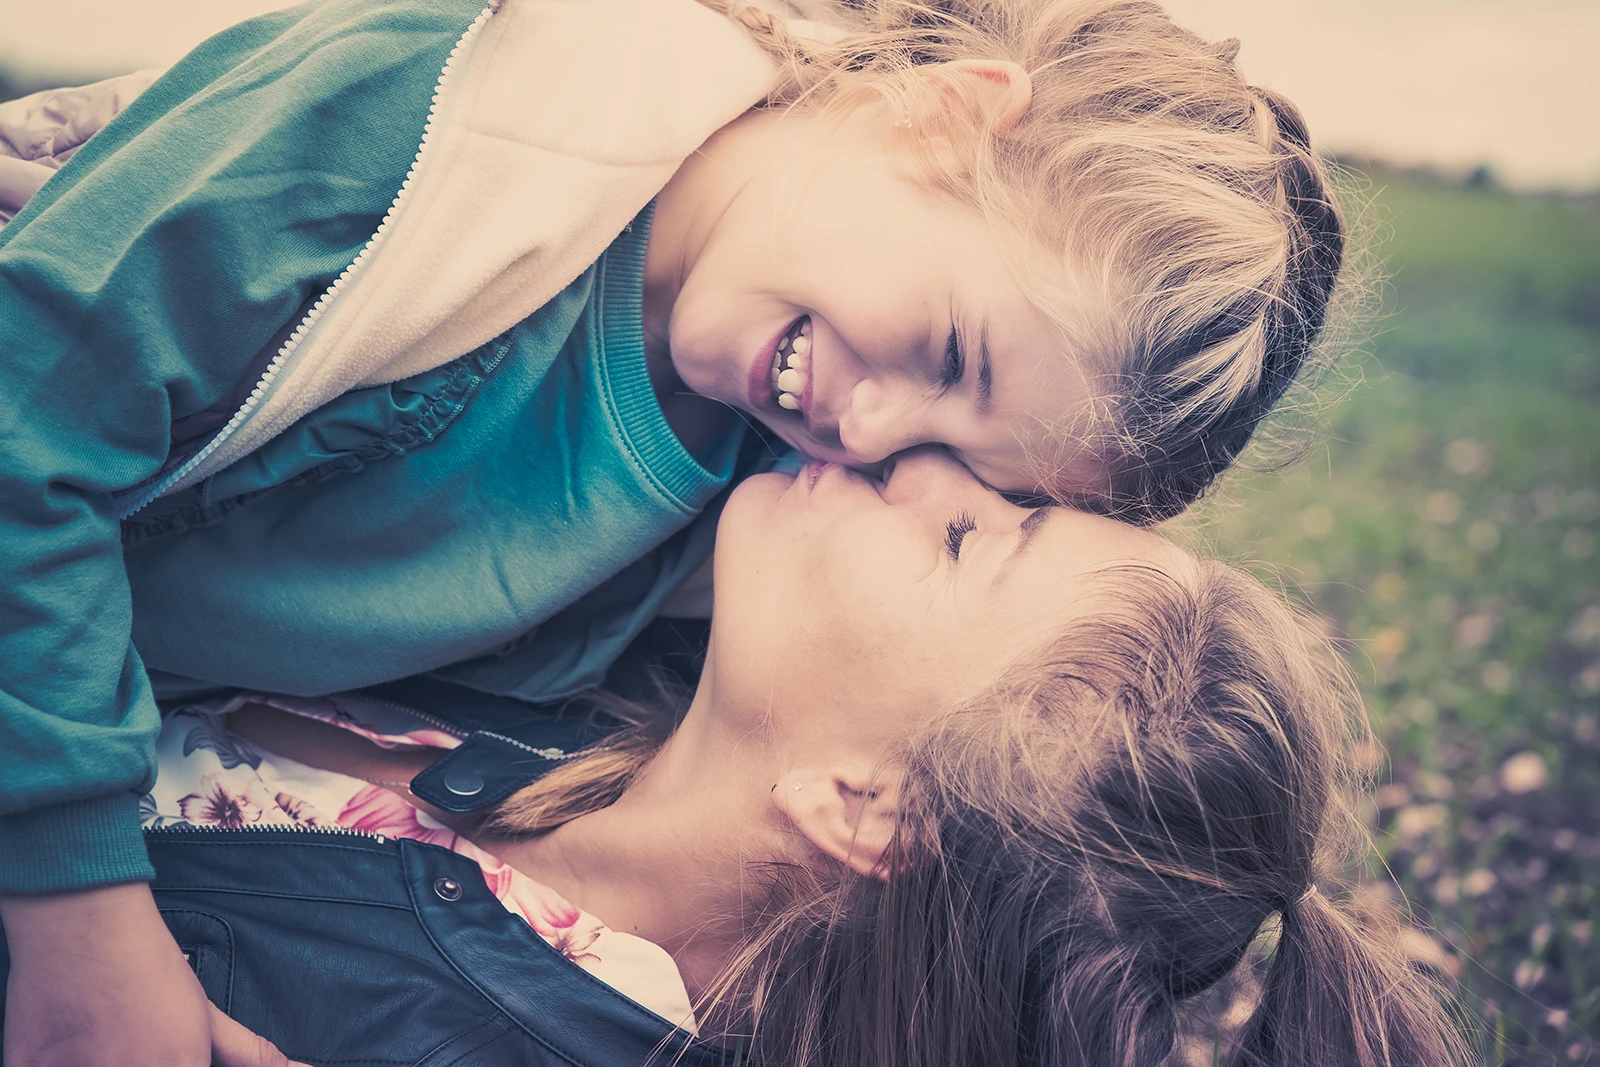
[1182,168,1600,1064]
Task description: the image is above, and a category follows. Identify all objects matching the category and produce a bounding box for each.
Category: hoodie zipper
[118,3,499,521]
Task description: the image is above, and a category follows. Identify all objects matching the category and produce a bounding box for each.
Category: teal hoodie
[0,0,767,893]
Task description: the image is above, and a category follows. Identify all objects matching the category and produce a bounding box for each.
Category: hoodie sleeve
[0,69,164,226]
[0,0,477,892]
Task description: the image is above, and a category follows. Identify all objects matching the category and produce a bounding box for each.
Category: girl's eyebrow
[975,322,993,411]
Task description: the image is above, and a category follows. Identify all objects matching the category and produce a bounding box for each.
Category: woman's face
[654,108,1093,495]
[706,448,1180,745]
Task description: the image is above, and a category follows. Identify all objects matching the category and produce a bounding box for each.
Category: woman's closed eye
[944,510,977,560]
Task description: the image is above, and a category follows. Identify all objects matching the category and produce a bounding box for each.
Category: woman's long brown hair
[490,560,1466,1066]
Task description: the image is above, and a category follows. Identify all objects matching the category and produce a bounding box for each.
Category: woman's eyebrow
[994,505,1055,583]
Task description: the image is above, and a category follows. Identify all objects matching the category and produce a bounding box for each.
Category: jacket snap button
[443,769,485,797]
[433,877,463,902]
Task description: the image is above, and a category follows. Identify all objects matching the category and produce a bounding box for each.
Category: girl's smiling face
[646,105,1095,495]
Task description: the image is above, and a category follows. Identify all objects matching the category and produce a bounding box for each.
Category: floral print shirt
[141,692,697,1033]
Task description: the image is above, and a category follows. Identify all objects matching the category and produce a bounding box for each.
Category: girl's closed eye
[942,326,965,390]
[944,510,977,560]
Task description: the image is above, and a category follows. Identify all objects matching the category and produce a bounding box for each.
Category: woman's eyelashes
[943,510,977,560]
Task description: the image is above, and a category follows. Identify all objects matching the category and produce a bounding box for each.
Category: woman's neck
[489,689,780,999]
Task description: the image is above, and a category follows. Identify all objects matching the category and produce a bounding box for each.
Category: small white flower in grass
[1374,783,1411,809]
[1481,661,1514,692]
[1499,751,1549,794]
[1413,769,1454,798]
[1467,519,1501,552]
[1445,439,1491,476]
[1530,923,1554,955]
[1456,612,1496,650]
[1372,571,1405,602]
[1564,528,1595,560]
[1571,489,1600,522]
[1531,487,1563,519]
[1425,490,1462,524]
[1568,605,1600,646]
[1369,627,1408,665]
[1299,503,1334,538]
[1461,868,1497,898]
[1397,928,1457,979]
[1513,960,1546,990]
[1394,803,1449,844]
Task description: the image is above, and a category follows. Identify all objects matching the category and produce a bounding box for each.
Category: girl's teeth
[772,316,810,411]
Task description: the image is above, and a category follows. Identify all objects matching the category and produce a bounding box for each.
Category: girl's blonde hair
[491,560,1465,1067]
[710,0,1348,522]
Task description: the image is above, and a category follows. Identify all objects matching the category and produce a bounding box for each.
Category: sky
[2,0,1596,191]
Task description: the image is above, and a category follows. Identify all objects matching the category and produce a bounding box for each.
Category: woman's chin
[714,470,799,585]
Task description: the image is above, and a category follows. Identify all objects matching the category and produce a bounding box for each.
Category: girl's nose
[838,378,928,466]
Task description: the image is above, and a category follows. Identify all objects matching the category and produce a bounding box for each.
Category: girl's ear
[775,763,905,882]
[917,59,1033,132]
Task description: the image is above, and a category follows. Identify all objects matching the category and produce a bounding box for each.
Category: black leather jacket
[2,623,737,1067]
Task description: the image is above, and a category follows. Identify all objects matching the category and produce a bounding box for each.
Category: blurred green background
[1188,167,1599,1064]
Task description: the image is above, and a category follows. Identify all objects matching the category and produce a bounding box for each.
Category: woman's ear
[775,763,905,882]
[917,59,1033,132]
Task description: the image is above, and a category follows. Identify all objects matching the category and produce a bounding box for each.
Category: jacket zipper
[354,695,570,760]
[350,694,469,739]
[117,3,499,521]
[144,821,389,843]
[477,730,570,762]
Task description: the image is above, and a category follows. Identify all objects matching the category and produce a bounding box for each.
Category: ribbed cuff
[0,793,154,894]
[597,202,741,510]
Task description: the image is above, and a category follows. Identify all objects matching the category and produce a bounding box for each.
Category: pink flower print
[273,792,326,826]
[496,868,586,936]
[451,840,582,937]
[377,728,461,751]
[549,921,603,967]
[176,771,274,828]
[338,785,456,848]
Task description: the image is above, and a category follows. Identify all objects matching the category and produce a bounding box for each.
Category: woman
[3,451,1463,1066]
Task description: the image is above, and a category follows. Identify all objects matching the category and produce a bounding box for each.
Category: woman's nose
[879,445,983,507]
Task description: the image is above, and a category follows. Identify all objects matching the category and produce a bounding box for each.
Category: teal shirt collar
[595,203,744,509]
